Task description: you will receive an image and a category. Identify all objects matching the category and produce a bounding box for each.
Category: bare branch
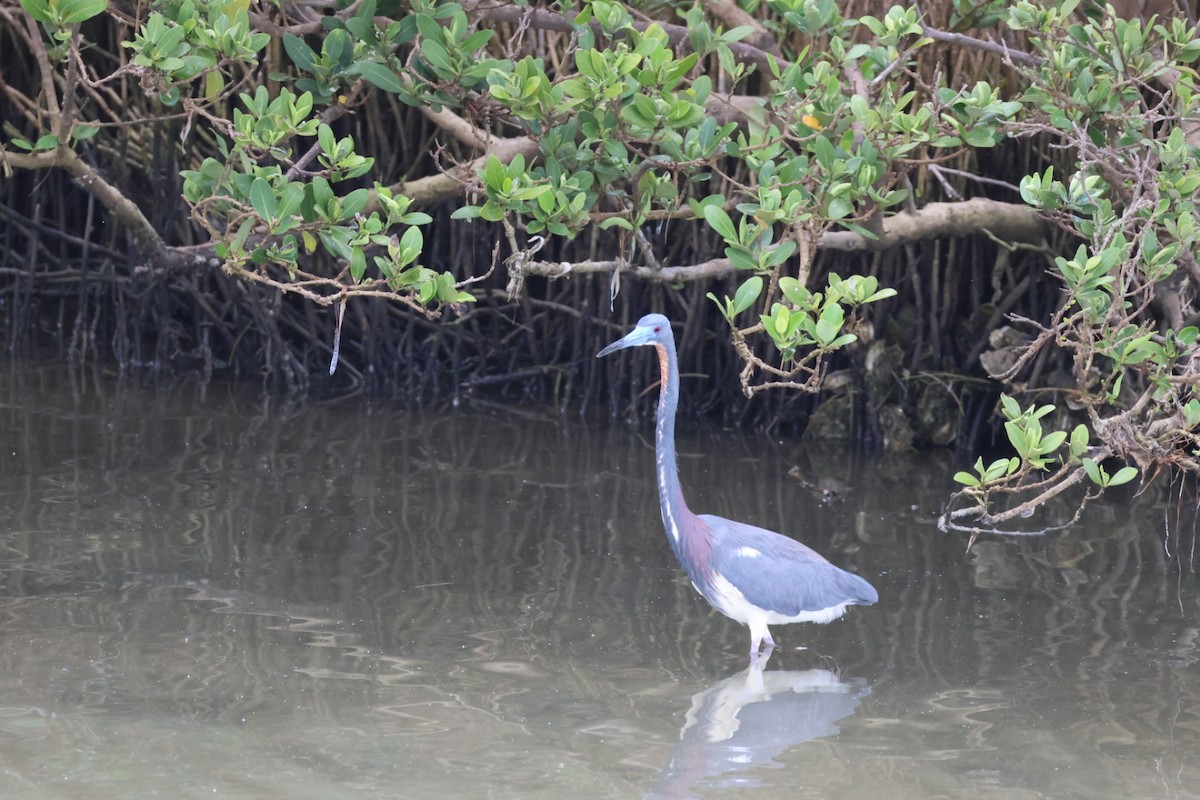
[507,198,1048,285]
[512,256,735,283]
[820,198,1047,252]
[938,464,1097,538]
[52,147,204,270]
[920,24,1043,67]
[372,136,540,211]
[23,12,61,119]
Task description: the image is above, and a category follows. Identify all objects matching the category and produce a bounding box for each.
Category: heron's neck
[653,341,690,548]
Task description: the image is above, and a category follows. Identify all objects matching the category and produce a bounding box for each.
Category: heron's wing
[701,515,877,617]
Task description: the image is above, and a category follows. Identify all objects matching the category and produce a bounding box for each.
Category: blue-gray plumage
[598,313,878,661]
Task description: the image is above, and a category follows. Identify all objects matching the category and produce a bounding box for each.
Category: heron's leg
[749,626,777,663]
[748,619,771,662]
[761,628,776,661]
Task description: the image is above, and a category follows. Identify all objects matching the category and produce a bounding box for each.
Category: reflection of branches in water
[868,497,1199,794]
[1,363,873,653]
[1162,472,1200,572]
[1,364,1197,793]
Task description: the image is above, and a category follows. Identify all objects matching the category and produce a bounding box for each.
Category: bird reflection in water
[647,656,870,799]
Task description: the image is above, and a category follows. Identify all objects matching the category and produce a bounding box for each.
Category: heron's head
[597,314,673,357]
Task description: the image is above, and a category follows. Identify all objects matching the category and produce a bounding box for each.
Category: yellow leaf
[204,71,225,102]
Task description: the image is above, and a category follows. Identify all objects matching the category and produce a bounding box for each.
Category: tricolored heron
[598,314,878,661]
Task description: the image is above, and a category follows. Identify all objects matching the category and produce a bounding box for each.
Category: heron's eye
[653,325,661,332]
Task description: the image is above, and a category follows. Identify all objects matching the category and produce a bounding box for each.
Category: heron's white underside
[700,572,852,651]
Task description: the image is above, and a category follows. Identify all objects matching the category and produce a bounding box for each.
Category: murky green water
[0,362,1196,799]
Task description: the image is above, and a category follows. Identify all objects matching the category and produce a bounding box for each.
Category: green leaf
[999,394,1022,420]
[864,288,897,303]
[1107,466,1138,487]
[451,205,483,220]
[980,458,1015,482]
[1182,398,1200,429]
[323,29,353,68]
[19,0,54,24]
[460,29,494,53]
[399,224,422,251]
[249,177,276,221]
[726,246,757,271]
[478,201,505,222]
[349,247,367,282]
[963,126,999,147]
[283,34,318,74]
[827,197,853,220]
[345,14,376,42]
[402,212,433,226]
[418,280,436,304]
[311,176,334,209]
[779,277,811,308]
[1004,420,1026,457]
[811,135,836,167]
[732,276,763,316]
[1039,430,1067,454]
[953,471,981,487]
[719,25,756,44]
[512,185,551,202]
[703,204,737,242]
[60,0,108,24]
[414,13,444,42]
[342,188,369,218]
[575,48,598,80]
[1081,457,1103,485]
[815,318,839,345]
[771,307,790,336]
[762,240,796,268]
[356,62,406,94]
[1068,424,1089,459]
[276,183,305,220]
[317,123,336,159]
[483,155,505,191]
[421,39,455,75]
[232,218,254,253]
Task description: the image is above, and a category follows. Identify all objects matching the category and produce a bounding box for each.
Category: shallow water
[0,363,1197,799]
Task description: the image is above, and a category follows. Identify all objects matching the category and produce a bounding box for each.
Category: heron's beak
[597,326,651,357]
